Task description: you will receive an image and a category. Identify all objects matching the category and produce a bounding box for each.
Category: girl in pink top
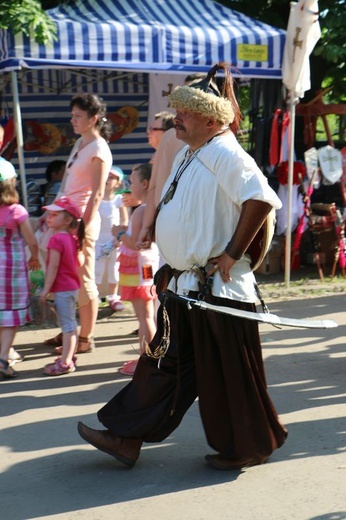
[40,93,112,355]
[0,158,40,380]
[40,197,85,376]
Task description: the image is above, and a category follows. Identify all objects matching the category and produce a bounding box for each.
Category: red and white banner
[282,0,321,99]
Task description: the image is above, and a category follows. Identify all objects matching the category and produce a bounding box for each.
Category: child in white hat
[95,166,128,311]
[0,158,40,379]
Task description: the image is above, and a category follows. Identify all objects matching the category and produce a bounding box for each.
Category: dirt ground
[1,268,345,520]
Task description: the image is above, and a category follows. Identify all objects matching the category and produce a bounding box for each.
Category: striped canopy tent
[0,0,286,206]
[0,0,285,77]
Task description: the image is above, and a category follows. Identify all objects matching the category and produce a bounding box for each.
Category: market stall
[0,0,286,196]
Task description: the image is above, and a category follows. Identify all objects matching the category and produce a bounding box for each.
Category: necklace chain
[160,128,229,207]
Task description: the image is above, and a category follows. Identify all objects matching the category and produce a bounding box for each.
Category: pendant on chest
[163,183,176,204]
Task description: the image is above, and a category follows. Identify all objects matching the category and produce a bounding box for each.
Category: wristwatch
[116,230,126,241]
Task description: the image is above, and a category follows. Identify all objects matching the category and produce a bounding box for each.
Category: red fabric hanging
[277,161,306,186]
[269,108,282,166]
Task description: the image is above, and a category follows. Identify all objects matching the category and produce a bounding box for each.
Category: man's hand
[206,252,237,283]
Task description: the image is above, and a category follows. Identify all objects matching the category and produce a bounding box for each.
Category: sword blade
[173,294,338,329]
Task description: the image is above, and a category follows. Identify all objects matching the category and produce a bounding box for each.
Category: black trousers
[98,291,287,459]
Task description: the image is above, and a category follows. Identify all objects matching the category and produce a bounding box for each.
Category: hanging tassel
[145,298,171,365]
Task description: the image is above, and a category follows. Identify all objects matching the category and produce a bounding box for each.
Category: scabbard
[163,291,338,330]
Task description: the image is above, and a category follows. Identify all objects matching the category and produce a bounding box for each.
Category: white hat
[109,165,124,181]
[0,157,17,182]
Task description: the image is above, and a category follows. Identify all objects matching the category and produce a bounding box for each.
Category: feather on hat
[169,64,235,125]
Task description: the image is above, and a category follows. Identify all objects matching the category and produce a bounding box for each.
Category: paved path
[1,293,345,520]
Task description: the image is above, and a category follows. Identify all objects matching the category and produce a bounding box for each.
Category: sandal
[44,359,76,376]
[109,299,125,312]
[8,349,24,367]
[76,336,95,354]
[54,355,78,365]
[44,332,63,347]
[54,336,95,355]
[0,358,18,379]
[119,359,138,376]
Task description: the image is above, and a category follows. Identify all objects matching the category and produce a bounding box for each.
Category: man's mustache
[175,124,186,131]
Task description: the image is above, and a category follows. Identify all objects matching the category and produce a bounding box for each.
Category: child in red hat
[40,196,85,376]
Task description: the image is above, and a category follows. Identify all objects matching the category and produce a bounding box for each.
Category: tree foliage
[217,0,346,101]
[2,0,345,101]
[0,0,57,45]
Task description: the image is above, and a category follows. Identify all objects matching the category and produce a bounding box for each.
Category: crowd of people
[0,64,287,471]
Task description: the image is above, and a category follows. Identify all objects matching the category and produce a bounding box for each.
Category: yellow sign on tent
[237,44,268,62]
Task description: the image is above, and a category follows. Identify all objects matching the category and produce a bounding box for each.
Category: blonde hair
[0,180,19,206]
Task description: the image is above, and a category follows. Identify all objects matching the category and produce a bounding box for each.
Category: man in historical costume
[138,72,207,245]
[78,63,288,470]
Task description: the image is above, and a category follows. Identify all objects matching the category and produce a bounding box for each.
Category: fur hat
[169,64,235,125]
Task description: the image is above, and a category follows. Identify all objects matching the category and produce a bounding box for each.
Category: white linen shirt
[155,132,282,303]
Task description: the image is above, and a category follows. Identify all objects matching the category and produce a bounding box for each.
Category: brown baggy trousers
[98,291,287,459]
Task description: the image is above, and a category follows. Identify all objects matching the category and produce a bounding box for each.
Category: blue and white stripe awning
[0,0,286,78]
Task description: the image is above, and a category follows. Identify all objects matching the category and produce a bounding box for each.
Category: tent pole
[284,93,297,288]
[10,70,27,209]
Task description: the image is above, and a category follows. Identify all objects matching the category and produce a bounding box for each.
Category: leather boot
[77,421,142,467]
[205,453,268,470]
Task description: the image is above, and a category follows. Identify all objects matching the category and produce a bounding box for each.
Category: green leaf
[0,0,57,44]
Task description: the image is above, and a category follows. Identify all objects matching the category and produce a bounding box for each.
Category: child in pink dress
[114,164,159,376]
[0,158,40,380]
[40,196,85,376]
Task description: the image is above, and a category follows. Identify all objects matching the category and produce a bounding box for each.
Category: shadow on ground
[0,291,345,519]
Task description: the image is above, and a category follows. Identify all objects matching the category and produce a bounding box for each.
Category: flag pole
[284,92,297,288]
[282,0,321,288]
[11,70,28,209]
